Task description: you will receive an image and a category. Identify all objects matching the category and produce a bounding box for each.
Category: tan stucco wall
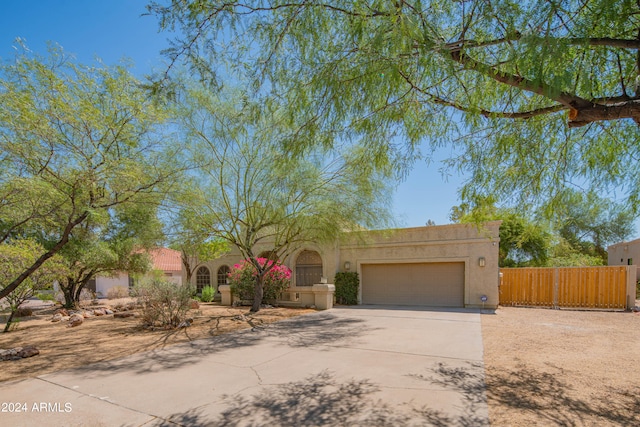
[608,239,640,280]
[338,222,501,308]
[190,221,502,309]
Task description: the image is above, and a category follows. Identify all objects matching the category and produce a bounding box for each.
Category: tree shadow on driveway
[153,363,490,427]
[409,361,489,427]
[65,312,372,378]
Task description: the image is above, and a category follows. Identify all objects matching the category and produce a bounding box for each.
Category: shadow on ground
[65,312,371,378]
[409,361,490,427]
[150,363,489,427]
[485,364,640,426]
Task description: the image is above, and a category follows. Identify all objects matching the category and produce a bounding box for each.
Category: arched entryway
[196,266,211,294]
[295,250,323,287]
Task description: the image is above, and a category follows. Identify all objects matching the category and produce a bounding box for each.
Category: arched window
[217,265,230,288]
[196,266,211,293]
[295,250,323,287]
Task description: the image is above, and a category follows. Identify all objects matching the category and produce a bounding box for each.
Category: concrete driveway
[0,306,489,426]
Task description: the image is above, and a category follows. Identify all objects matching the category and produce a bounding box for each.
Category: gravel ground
[481,305,640,426]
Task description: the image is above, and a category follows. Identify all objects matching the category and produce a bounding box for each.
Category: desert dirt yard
[0,300,314,383]
[481,305,640,426]
[1,300,640,426]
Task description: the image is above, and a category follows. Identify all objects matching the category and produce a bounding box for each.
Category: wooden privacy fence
[499,266,635,310]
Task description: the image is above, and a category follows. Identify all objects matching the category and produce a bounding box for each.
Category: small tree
[174,83,391,312]
[228,258,291,303]
[0,240,67,332]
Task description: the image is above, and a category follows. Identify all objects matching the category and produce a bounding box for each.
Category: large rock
[17,346,39,358]
[51,313,63,322]
[0,346,39,361]
[55,308,69,317]
[68,313,84,327]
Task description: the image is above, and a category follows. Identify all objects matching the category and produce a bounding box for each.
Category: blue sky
[0,0,465,228]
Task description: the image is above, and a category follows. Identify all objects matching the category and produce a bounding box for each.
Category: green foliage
[133,279,195,329]
[35,292,56,301]
[334,272,359,306]
[200,285,215,303]
[0,45,178,300]
[551,189,635,263]
[173,83,392,312]
[453,203,550,267]
[0,239,67,332]
[151,0,640,214]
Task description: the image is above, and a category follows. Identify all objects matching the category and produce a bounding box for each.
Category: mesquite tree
[150,0,640,212]
[174,83,392,312]
[0,45,180,300]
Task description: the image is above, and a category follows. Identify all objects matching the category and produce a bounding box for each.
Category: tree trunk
[3,310,17,333]
[251,274,264,313]
[0,211,89,300]
[61,278,78,309]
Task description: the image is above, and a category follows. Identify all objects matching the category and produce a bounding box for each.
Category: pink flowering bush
[228,258,292,302]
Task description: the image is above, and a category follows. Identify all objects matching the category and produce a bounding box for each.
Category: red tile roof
[148,248,182,272]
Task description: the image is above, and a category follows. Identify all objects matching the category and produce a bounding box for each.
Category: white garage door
[361,262,465,307]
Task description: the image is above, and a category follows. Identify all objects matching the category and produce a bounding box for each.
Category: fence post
[553,268,559,309]
[626,265,637,310]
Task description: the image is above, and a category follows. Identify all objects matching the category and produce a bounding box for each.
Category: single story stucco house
[188,221,501,309]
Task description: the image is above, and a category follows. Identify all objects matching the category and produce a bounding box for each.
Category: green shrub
[334,272,359,305]
[133,278,195,328]
[201,285,215,302]
[35,292,56,301]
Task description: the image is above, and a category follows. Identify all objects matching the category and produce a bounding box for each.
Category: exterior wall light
[478,257,486,267]
[344,261,351,271]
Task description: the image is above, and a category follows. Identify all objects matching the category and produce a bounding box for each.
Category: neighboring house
[90,248,183,297]
[607,239,640,280]
[190,222,502,309]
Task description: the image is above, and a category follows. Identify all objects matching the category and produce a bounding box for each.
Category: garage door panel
[361,262,464,307]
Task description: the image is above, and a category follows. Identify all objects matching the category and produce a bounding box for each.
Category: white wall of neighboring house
[162,272,182,285]
[95,273,129,297]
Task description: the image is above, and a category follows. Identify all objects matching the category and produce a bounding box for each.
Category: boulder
[93,308,106,316]
[104,309,114,315]
[51,313,63,322]
[17,346,39,358]
[55,308,69,317]
[68,313,84,327]
[114,312,136,318]
[0,346,39,361]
